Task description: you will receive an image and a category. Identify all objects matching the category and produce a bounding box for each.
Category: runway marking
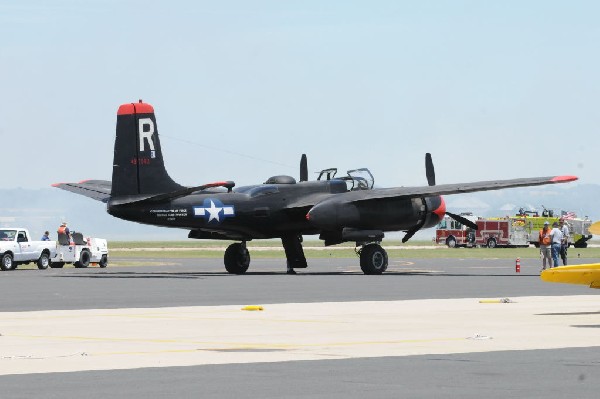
[1,296,599,375]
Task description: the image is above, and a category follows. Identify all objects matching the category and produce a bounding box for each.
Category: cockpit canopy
[317,167,374,191]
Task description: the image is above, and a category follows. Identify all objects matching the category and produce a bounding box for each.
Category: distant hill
[1,184,597,242]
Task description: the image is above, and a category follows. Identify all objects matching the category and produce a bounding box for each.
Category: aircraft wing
[52,180,112,202]
[540,264,600,289]
[334,175,577,203]
[284,175,577,210]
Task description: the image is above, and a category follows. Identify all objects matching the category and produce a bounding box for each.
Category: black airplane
[54,101,578,274]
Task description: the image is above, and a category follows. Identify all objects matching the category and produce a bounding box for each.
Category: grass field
[107,240,600,260]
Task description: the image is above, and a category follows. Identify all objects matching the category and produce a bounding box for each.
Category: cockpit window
[347,168,374,190]
[239,185,280,197]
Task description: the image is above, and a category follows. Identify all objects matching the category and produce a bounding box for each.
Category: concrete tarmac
[0,256,599,398]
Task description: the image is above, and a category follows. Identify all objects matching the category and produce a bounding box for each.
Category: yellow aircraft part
[589,221,600,235]
[540,264,600,289]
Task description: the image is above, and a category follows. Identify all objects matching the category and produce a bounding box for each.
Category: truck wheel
[487,238,497,248]
[446,236,457,248]
[75,249,91,268]
[1,253,15,271]
[37,253,50,270]
[99,254,108,268]
[50,262,65,268]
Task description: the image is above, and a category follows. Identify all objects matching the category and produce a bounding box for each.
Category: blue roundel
[193,198,235,224]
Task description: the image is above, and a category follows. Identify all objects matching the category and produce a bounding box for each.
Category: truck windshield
[0,229,17,241]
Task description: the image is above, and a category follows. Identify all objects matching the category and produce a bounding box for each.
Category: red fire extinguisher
[515,257,521,273]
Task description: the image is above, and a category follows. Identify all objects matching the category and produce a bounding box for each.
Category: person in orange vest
[539,221,553,271]
[57,221,71,242]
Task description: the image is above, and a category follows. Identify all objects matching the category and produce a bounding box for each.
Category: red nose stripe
[433,196,446,219]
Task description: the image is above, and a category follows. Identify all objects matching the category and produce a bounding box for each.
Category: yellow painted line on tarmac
[4,333,466,351]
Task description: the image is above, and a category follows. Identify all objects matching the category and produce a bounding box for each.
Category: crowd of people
[539,217,570,271]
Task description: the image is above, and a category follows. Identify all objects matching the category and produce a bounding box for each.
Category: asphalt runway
[1,256,599,398]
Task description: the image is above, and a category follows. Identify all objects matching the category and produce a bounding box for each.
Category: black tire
[487,238,497,249]
[360,244,388,275]
[446,236,457,248]
[1,253,15,271]
[75,249,91,268]
[99,254,108,268]
[37,252,50,270]
[50,262,65,268]
[224,243,250,274]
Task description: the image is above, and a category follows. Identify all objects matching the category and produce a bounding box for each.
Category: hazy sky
[1,1,598,191]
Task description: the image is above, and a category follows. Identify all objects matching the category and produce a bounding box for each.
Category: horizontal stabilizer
[540,264,600,289]
[52,180,112,202]
[110,181,235,206]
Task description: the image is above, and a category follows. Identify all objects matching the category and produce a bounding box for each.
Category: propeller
[401,153,477,243]
[425,153,435,186]
[300,154,308,182]
[446,211,478,230]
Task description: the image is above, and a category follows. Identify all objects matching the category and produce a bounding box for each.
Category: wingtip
[550,175,578,183]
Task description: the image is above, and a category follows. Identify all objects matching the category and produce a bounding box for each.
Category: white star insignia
[205,200,222,222]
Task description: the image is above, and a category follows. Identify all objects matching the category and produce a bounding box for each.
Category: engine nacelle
[307,195,445,232]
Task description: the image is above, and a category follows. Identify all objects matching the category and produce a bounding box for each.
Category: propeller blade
[446,211,478,230]
[300,154,308,182]
[402,225,421,243]
[425,153,435,186]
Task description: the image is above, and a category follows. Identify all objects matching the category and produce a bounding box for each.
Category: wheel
[75,249,91,268]
[99,254,108,268]
[360,244,388,275]
[487,238,497,248]
[50,262,65,268]
[1,253,15,271]
[224,243,250,274]
[446,236,457,248]
[37,252,50,269]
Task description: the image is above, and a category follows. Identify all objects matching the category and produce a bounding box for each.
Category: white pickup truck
[0,228,108,271]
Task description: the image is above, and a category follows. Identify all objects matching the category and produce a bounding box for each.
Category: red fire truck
[436,215,530,248]
[473,217,529,248]
[434,213,478,248]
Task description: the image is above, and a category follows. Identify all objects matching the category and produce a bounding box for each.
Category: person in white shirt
[559,218,570,266]
[550,221,563,268]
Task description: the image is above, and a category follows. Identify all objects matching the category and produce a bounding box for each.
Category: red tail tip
[551,175,578,183]
[117,102,154,115]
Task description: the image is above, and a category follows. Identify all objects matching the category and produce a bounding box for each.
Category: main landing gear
[357,242,388,275]
[224,242,250,274]
[223,235,308,275]
[223,238,388,275]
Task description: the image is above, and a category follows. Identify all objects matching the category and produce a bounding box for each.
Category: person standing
[550,221,563,268]
[57,222,71,243]
[559,217,570,266]
[40,231,50,241]
[539,221,553,271]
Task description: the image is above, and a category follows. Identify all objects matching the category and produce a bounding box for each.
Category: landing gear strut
[224,242,251,274]
[358,243,388,275]
[282,235,307,275]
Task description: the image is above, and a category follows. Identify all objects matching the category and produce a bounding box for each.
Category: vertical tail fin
[112,101,183,197]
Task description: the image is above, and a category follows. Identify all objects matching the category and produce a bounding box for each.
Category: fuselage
[107,178,445,242]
